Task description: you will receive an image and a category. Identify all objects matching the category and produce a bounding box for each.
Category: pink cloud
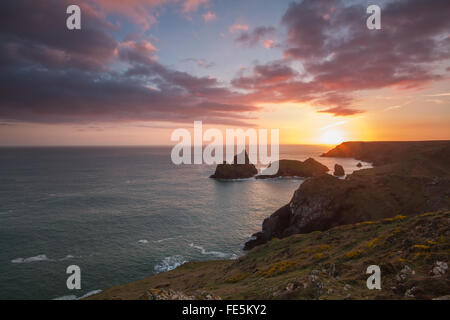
[229,23,249,34]
[263,39,275,49]
[202,11,217,22]
[183,0,210,12]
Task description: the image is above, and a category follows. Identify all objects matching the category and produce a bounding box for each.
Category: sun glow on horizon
[319,129,345,145]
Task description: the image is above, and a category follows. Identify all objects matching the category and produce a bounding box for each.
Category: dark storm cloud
[0,0,259,126]
[232,0,450,116]
[235,26,276,47]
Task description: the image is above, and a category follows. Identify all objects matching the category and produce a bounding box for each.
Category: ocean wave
[188,243,230,258]
[154,236,179,243]
[53,289,102,300]
[59,255,75,261]
[154,255,187,273]
[12,254,75,264]
[137,239,149,244]
[11,254,50,264]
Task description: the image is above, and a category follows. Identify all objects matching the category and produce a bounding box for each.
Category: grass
[86,210,450,300]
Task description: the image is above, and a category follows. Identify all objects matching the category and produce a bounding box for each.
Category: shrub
[366,237,381,248]
[259,261,299,278]
[412,244,430,250]
[344,249,364,259]
[225,273,248,283]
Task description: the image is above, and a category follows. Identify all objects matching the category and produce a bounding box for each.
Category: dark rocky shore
[256,158,329,179]
[210,152,329,180]
[209,151,258,179]
[244,141,450,250]
[89,210,450,300]
[88,141,450,300]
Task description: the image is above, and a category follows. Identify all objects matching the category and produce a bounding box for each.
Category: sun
[320,129,345,145]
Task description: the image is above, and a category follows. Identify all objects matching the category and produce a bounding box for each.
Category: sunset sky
[0,0,449,146]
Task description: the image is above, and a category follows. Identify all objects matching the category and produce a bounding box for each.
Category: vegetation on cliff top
[88,210,449,300]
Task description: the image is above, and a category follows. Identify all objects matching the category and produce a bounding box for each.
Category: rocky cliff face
[321,141,450,167]
[333,164,345,176]
[210,151,258,179]
[88,210,450,300]
[245,141,450,250]
[256,158,329,179]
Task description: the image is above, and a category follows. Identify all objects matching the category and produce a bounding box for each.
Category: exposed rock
[139,289,194,300]
[210,151,258,179]
[343,284,352,291]
[356,162,363,168]
[243,204,291,250]
[244,142,450,250]
[321,141,450,168]
[87,210,450,300]
[333,164,345,176]
[139,288,221,300]
[286,283,295,292]
[404,286,417,298]
[396,265,415,282]
[430,261,448,276]
[256,158,329,179]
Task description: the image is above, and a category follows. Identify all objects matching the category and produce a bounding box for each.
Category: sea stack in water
[333,164,345,176]
[256,158,329,179]
[210,151,258,179]
[357,162,363,168]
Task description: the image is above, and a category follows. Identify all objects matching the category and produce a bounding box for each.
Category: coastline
[87,140,450,300]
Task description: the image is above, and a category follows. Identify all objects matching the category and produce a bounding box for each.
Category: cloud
[319,120,347,131]
[230,0,450,116]
[263,39,276,49]
[87,0,211,28]
[1,0,449,127]
[202,11,216,22]
[384,105,402,111]
[318,107,364,117]
[0,0,117,71]
[183,0,210,13]
[229,23,249,34]
[281,0,450,91]
[0,0,258,127]
[182,58,215,69]
[232,61,298,89]
[234,26,275,47]
[425,93,450,97]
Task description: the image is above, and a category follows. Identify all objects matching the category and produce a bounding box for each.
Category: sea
[0,145,370,299]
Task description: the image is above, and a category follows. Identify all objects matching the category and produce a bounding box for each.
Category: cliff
[245,141,450,250]
[321,140,450,167]
[256,158,329,179]
[210,151,258,179]
[87,210,450,300]
[87,141,450,300]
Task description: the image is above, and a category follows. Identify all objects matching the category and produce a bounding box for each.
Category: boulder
[333,164,345,176]
[356,162,362,168]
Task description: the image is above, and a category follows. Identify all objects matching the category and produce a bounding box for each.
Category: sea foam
[53,289,102,300]
[188,243,230,258]
[11,254,50,264]
[154,255,187,273]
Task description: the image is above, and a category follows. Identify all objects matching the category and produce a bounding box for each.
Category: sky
[0,0,449,146]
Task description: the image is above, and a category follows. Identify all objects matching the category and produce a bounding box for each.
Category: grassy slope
[89,210,449,300]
